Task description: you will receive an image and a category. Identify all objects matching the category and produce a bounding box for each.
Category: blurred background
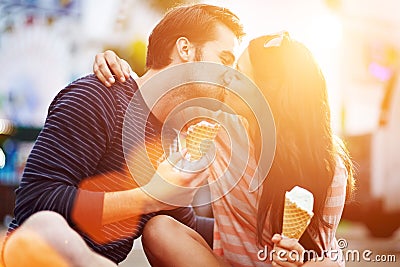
[0,0,399,266]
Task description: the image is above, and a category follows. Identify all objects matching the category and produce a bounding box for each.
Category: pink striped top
[207,115,347,267]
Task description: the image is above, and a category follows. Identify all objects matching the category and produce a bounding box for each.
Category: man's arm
[101,155,208,225]
[14,76,206,233]
[13,77,119,231]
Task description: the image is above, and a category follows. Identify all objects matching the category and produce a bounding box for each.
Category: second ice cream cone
[282,186,314,240]
[282,197,313,240]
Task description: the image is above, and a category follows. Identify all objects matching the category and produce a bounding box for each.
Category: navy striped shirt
[8,74,196,263]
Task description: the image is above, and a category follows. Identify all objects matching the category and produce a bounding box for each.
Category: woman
[93,32,354,267]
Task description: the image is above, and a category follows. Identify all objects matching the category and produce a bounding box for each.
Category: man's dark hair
[146,4,244,69]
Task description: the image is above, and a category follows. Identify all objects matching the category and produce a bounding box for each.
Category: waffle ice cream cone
[185,121,220,161]
[282,186,314,240]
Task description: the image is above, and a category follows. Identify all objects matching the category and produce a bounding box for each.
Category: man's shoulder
[68,74,105,88]
[65,74,137,98]
[53,74,138,108]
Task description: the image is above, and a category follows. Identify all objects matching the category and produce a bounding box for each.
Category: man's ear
[175,37,196,62]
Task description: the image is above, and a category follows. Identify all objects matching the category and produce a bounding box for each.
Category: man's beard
[194,47,226,103]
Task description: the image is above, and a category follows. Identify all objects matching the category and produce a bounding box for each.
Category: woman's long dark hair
[248,34,354,254]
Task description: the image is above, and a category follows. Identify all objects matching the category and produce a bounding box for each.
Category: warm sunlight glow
[300,12,343,70]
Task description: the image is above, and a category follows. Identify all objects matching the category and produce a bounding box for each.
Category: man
[2,4,244,266]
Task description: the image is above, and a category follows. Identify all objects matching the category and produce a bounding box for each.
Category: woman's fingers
[272,234,305,266]
[277,238,305,255]
[93,50,132,87]
[104,50,125,82]
[93,52,114,87]
[272,233,283,244]
[120,59,133,80]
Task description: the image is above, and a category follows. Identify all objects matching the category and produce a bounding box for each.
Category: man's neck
[133,67,171,121]
[134,68,162,88]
